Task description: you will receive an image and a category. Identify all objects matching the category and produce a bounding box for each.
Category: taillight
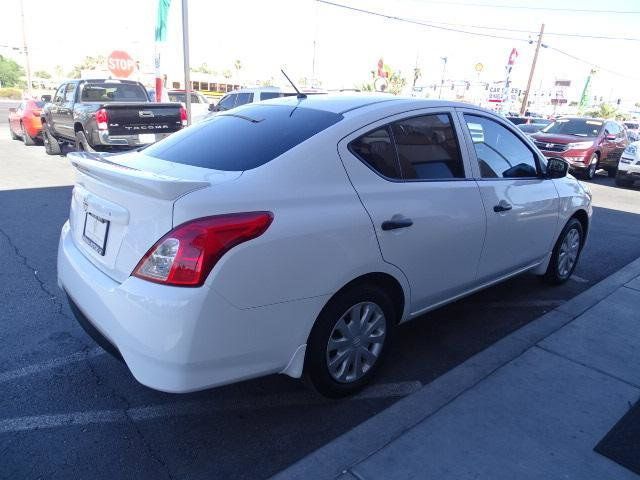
[180,106,188,126]
[132,212,273,287]
[95,108,109,130]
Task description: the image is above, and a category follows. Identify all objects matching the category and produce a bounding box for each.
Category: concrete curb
[271,257,640,480]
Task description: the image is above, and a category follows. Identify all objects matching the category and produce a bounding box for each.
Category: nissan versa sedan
[58,95,592,397]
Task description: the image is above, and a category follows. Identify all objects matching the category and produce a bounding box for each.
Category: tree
[67,55,105,79]
[54,65,64,78]
[412,67,422,89]
[222,69,232,79]
[233,59,242,74]
[635,102,640,109]
[586,103,617,119]
[34,70,51,79]
[192,63,216,75]
[0,55,25,88]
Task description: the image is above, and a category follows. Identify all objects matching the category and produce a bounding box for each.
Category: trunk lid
[103,103,183,136]
[67,151,241,283]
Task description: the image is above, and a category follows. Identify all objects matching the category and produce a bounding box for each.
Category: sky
[1,0,639,105]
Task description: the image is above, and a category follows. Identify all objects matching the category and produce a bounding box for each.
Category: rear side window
[349,113,464,180]
[350,127,401,179]
[235,92,252,106]
[391,114,464,179]
[145,104,343,171]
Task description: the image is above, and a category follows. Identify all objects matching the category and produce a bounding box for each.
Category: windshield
[541,118,603,137]
[144,104,343,171]
[80,82,148,102]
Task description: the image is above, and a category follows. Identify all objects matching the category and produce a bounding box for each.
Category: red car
[8,99,45,145]
[531,117,628,180]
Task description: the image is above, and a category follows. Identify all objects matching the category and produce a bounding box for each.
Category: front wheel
[9,124,19,140]
[584,154,598,180]
[606,167,617,178]
[42,125,61,155]
[303,284,396,398]
[542,218,584,285]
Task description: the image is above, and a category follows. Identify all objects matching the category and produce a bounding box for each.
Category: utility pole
[438,56,448,99]
[181,0,192,125]
[20,0,33,98]
[520,23,544,116]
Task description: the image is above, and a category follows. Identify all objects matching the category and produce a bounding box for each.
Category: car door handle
[493,201,512,213]
[381,218,413,230]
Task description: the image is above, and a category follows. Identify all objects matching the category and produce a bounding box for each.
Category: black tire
[606,167,617,178]
[21,123,36,146]
[74,130,94,152]
[615,176,633,188]
[542,218,584,285]
[42,124,61,155]
[9,123,19,140]
[303,283,396,398]
[583,154,598,180]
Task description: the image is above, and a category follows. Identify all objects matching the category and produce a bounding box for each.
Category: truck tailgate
[105,103,183,136]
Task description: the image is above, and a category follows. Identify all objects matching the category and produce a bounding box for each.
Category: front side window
[64,83,76,102]
[54,85,66,103]
[391,114,464,180]
[235,92,252,106]
[465,114,539,179]
[217,94,236,110]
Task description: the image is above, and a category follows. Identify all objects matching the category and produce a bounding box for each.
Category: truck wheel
[21,123,36,146]
[43,125,61,155]
[75,130,95,152]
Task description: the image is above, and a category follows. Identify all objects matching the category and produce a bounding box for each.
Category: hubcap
[558,228,580,278]
[326,302,386,384]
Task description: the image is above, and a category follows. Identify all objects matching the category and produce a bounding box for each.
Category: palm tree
[233,60,242,76]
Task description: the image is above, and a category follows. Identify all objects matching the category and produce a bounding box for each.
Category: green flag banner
[155,0,171,42]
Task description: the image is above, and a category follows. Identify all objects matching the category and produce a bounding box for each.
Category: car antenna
[281,69,306,99]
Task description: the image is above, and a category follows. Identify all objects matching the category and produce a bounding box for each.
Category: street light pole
[20,0,33,98]
[520,23,545,116]
[438,56,447,99]
[181,0,192,126]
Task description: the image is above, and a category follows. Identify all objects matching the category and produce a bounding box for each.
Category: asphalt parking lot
[2,127,640,479]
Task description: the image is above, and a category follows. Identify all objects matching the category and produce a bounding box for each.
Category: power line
[316,0,530,42]
[546,46,640,82]
[413,0,640,15]
[417,19,640,42]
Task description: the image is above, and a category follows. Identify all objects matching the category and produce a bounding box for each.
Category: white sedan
[58,95,592,397]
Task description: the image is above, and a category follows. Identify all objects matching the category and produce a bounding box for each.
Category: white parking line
[0,380,422,434]
[0,348,105,384]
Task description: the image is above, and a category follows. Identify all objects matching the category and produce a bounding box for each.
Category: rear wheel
[42,124,61,155]
[75,130,94,152]
[542,218,584,285]
[304,283,395,398]
[606,167,617,178]
[21,123,36,146]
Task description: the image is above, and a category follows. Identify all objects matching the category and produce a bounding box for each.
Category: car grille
[534,141,568,153]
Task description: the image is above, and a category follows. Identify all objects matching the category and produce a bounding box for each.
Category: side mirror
[8,107,17,113]
[208,103,217,112]
[546,157,569,179]
[41,94,52,102]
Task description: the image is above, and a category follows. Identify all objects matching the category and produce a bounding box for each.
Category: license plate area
[138,133,156,144]
[82,212,110,256]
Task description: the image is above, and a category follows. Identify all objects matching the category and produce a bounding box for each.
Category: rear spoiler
[68,151,210,200]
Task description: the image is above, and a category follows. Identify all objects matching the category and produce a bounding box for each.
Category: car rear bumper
[91,131,176,148]
[57,221,325,392]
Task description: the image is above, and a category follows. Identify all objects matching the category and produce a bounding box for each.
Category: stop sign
[107,50,135,78]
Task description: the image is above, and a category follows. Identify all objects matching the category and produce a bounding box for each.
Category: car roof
[264,94,474,114]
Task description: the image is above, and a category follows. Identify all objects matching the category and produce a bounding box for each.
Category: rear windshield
[81,83,148,102]
[144,104,343,171]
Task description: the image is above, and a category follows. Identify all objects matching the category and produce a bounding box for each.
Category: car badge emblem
[139,110,154,118]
